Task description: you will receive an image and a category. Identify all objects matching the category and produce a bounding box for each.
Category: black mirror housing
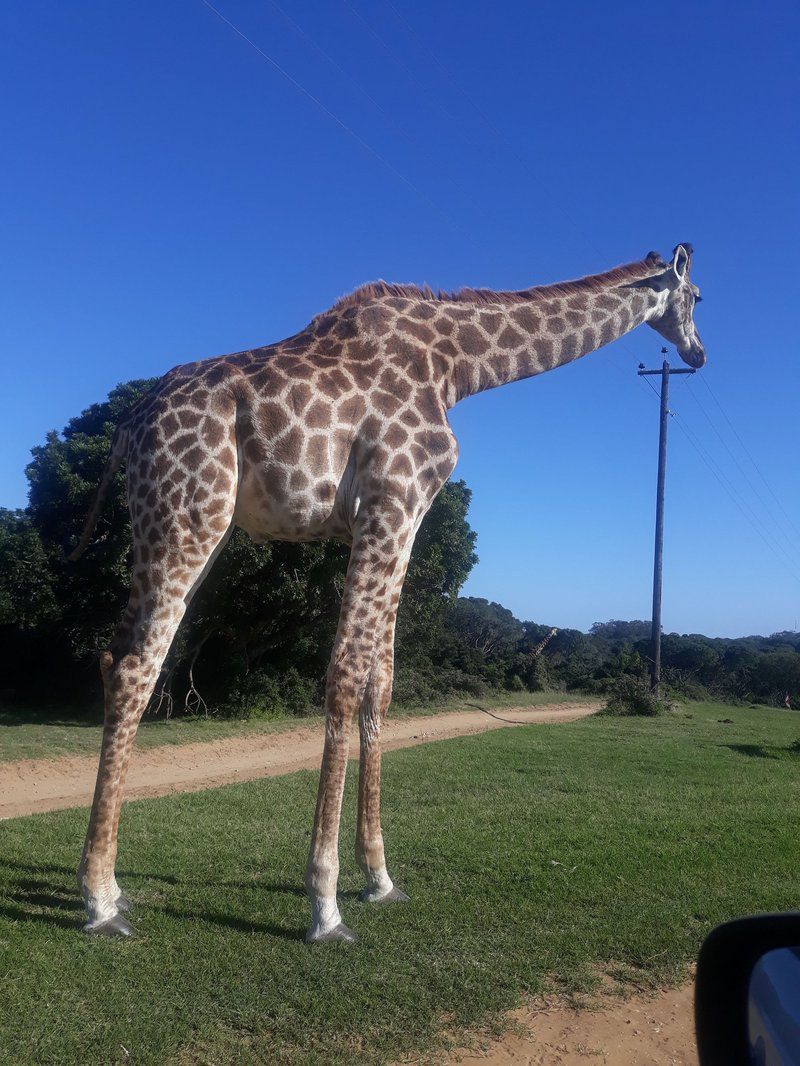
[696,913,800,1065]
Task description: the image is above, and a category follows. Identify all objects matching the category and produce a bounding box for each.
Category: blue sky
[1,1,798,638]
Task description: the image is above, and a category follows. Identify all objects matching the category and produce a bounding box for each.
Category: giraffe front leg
[356,635,408,905]
[304,525,414,943]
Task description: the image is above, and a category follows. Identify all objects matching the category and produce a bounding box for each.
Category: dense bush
[601,676,673,717]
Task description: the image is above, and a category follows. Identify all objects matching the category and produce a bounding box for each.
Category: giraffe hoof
[115,891,134,913]
[83,913,135,938]
[305,922,358,944]
[360,885,410,904]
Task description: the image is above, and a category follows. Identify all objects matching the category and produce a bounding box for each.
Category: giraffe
[532,628,558,658]
[70,244,705,942]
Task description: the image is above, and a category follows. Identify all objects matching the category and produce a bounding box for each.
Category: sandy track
[446,980,696,1065]
[0,702,598,820]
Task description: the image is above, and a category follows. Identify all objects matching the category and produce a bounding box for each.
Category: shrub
[221,666,319,720]
[602,676,673,717]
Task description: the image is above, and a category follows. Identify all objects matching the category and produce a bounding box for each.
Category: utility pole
[638,349,696,695]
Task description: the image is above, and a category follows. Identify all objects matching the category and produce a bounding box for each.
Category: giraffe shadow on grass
[0,861,305,941]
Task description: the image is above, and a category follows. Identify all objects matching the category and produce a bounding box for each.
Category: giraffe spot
[596,293,619,312]
[511,307,542,333]
[178,407,200,429]
[318,368,352,398]
[389,454,413,477]
[383,424,408,449]
[321,340,344,359]
[360,304,395,336]
[334,311,359,340]
[478,311,503,333]
[199,461,217,484]
[286,382,312,414]
[203,363,234,388]
[489,353,511,378]
[400,408,421,428]
[599,320,616,345]
[201,416,225,449]
[378,367,403,392]
[305,434,329,475]
[536,337,554,365]
[289,469,309,491]
[171,432,196,455]
[315,480,337,502]
[373,391,402,416]
[415,385,443,425]
[457,324,489,357]
[407,303,437,321]
[435,315,455,336]
[398,317,435,344]
[161,412,179,438]
[306,400,331,430]
[361,415,381,441]
[257,402,290,439]
[582,326,598,351]
[498,325,524,349]
[566,310,584,327]
[183,446,205,471]
[337,394,367,424]
[547,316,566,334]
[434,337,458,358]
[385,334,425,364]
[288,361,315,380]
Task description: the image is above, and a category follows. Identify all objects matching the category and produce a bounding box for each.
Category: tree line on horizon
[1,379,798,720]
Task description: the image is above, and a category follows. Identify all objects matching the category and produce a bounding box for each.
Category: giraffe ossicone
[71,245,705,943]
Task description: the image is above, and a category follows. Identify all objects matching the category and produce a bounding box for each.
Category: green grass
[0,690,578,763]
[1,700,799,1064]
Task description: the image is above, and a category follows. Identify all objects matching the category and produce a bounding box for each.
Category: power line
[198,0,475,247]
[683,376,800,557]
[669,407,800,586]
[697,372,800,543]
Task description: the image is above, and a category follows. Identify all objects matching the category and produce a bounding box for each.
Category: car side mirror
[696,913,800,1065]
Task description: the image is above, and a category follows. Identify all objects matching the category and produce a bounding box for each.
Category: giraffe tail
[66,422,130,562]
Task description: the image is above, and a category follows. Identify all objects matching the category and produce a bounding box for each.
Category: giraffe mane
[324,252,667,316]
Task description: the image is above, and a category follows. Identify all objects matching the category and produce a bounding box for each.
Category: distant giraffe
[532,628,558,657]
[71,245,705,942]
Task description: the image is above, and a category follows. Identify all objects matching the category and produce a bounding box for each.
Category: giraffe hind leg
[79,514,235,935]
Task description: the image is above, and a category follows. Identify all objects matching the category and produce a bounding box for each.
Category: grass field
[1,700,799,1064]
[0,690,574,764]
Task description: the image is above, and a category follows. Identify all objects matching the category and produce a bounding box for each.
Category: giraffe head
[645,244,706,368]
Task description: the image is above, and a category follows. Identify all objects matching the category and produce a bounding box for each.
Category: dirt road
[0,702,598,820]
[445,980,696,1065]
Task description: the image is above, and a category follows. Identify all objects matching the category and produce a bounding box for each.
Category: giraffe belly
[233,465,352,543]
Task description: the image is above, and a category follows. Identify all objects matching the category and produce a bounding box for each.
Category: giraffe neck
[440,280,663,407]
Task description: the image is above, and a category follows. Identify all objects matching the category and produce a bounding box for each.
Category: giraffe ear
[671,244,692,280]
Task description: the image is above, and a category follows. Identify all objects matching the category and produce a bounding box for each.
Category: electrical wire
[683,376,800,557]
[668,407,800,586]
[697,373,800,543]
[198,0,476,247]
